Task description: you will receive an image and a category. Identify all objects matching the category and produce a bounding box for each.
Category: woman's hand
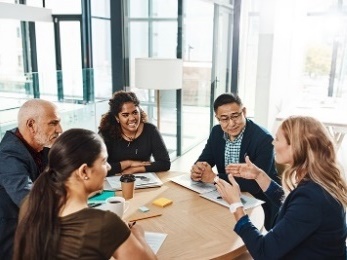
[226,156,262,180]
[226,156,272,192]
[214,176,241,205]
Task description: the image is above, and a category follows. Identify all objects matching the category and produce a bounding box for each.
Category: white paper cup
[96,197,129,218]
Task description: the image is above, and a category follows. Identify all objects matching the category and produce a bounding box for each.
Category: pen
[88,202,102,208]
[128,221,136,229]
[216,196,222,199]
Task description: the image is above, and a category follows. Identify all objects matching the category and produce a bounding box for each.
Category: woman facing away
[13,128,157,260]
[215,116,347,259]
[98,90,171,175]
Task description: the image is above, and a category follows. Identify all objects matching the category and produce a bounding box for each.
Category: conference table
[121,171,264,260]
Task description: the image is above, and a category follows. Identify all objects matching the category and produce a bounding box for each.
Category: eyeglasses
[217,111,243,124]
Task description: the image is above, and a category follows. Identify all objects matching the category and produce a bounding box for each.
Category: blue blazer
[236,180,347,259]
[197,119,279,229]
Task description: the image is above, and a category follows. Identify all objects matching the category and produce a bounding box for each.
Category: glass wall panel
[0,0,15,3]
[238,0,259,116]
[212,5,233,103]
[92,18,112,98]
[129,0,149,18]
[0,19,27,97]
[152,0,178,18]
[60,21,83,99]
[182,0,213,148]
[129,22,149,60]
[91,0,110,18]
[36,21,57,97]
[128,1,181,157]
[26,0,44,7]
[152,22,177,57]
[45,0,81,14]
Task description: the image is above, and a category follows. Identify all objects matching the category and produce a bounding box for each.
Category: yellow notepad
[152,197,173,208]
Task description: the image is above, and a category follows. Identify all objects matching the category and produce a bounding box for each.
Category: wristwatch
[229,202,244,213]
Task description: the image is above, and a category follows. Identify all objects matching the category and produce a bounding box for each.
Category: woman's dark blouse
[58,208,130,259]
[101,123,170,175]
[235,180,347,259]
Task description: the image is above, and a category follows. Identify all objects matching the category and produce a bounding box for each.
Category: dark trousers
[0,217,17,260]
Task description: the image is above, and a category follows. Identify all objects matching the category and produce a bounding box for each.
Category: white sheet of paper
[144,231,168,254]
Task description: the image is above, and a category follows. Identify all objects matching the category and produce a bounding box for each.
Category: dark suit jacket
[197,119,279,229]
[0,129,49,259]
[236,180,347,259]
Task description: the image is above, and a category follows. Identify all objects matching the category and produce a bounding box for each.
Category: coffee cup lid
[120,174,136,182]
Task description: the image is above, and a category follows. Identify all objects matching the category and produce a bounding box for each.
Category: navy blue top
[0,128,49,216]
[197,119,279,230]
[235,180,347,259]
[0,128,49,259]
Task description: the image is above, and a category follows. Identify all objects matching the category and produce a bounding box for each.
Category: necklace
[122,127,139,147]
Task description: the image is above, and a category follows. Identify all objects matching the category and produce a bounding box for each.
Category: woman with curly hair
[215,116,347,259]
[99,91,170,175]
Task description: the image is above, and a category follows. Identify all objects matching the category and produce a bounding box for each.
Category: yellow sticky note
[152,197,173,208]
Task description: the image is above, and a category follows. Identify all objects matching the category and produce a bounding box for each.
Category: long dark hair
[13,128,104,260]
[98,90,147,140]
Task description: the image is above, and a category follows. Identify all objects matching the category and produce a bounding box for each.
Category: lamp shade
[135,58,183,90]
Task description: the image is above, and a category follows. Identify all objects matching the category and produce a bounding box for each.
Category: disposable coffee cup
[120,174,136,200]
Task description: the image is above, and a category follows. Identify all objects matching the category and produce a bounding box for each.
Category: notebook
[104,172,163,191]
[199,190,264,210]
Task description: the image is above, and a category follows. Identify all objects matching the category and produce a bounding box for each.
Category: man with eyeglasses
[190,93,280,230]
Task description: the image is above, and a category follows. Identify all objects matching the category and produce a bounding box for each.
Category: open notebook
[104,172,163,191]
[199,190,264,210]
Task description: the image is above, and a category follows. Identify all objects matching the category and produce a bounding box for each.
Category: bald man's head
[17,99,63,151]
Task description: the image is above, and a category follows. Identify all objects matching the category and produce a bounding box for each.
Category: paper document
[170,174,216,194]
[145,232,167,254]
[199,190,264,210]
[104,172,163,191]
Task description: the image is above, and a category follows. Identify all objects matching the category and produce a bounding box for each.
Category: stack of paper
[104,172,163,191]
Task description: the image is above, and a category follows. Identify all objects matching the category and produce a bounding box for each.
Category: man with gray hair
[0,99,62,259]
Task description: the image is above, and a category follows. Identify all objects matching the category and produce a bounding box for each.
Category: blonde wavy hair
[281,116,347,207]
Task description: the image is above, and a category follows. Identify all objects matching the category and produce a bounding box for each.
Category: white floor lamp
[135,58,183,130]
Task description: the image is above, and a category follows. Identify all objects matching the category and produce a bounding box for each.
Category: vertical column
[253,0,276,128]
[81,0,94,102]
[176,0,183,156]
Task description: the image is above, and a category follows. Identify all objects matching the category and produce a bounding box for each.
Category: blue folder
[88,190,115,203]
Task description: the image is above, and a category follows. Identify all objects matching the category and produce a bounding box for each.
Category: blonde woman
[215,116,347,259]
